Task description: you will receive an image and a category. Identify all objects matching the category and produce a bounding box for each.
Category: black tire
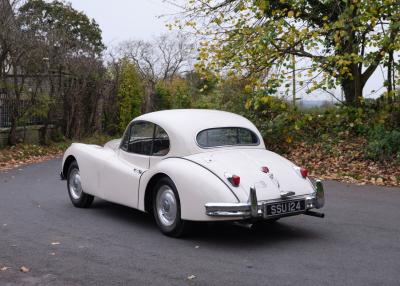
[152,177,188,237]
[67,161,94,208]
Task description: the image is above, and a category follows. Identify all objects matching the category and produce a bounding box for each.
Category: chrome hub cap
[156,185,177,227]
[69,169,82,200]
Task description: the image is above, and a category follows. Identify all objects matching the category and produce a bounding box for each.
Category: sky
[66,0,388,102]
[66,0,181,46]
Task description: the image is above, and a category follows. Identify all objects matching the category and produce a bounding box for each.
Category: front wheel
[67,161,94,208]
[153,177,187,237]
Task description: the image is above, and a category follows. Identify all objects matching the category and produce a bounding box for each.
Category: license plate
[265,199,306,217]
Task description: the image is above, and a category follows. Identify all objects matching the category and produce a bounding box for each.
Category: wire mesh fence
[0,93,44,128]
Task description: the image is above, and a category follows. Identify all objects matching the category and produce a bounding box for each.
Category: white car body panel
[186,149,314,202]
[62,109,321,222]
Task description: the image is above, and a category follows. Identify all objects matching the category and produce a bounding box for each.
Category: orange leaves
[286,138,400,187]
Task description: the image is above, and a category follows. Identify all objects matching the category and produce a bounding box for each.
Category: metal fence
[0,93,44,128]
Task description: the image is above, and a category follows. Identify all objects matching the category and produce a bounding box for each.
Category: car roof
[132,109,265,156]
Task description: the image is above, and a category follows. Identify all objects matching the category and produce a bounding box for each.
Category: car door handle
[133,168,143,175]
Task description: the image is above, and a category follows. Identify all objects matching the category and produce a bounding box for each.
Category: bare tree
[118,33,194,112]
[102,50,123,134]
[0,0,47,144]
[0,0,107,144]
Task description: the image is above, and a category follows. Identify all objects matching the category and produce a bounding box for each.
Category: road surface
[1,158,399,285]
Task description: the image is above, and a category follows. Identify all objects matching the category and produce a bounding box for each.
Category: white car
[61,109,325,237]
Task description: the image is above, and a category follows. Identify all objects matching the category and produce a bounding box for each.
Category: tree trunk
[8,64,23,145]
[387,50,393,103]
[144,83,156,113]
[341,64,363,106]
[40,109,51,145]
[40,71,56,145]
[341,79,362,106]
[93,92,103,133]
[8,111,18,145]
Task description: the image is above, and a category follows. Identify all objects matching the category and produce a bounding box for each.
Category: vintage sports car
[61,109,325,237]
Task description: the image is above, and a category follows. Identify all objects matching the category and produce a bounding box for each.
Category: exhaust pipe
[304,210,325,218]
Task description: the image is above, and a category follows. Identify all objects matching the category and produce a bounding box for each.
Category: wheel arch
[144,172,170,214]
[139,158,240,221]
[63,155,77,178]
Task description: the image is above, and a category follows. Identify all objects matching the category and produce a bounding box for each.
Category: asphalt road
[1,158,399,286]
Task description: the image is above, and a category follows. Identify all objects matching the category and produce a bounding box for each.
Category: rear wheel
[67,161,94,208]
[153,177,187,237]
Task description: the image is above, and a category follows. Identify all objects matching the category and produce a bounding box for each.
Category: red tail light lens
[261,166,269,173]
[225,173,241,187]
[300,167,308,178]
[231,175,240,186]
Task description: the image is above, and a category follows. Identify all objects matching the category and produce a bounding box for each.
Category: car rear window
[196,127,259,148]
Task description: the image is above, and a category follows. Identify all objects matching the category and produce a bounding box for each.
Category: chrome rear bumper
[205,180,325,218]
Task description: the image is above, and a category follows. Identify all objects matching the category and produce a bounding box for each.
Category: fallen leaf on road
[187,275,196,280]
[194,245,200,249]
[51,242,60,245]
[20,266,30,273]
[1,266,9,271]
[50,252,56,256]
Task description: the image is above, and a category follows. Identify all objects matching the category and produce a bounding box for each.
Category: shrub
[365,126,400,162]
[241,92,400,165]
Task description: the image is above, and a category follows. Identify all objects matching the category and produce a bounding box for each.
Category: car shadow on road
[88,199,323,248]
[89,199,155,229]
[184,220,323,248]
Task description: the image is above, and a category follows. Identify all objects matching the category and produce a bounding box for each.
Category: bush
[50,127,65,143]
[365,126,400,162]
[240,93,400,165]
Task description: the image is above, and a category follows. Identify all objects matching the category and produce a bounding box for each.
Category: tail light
[231,175,240,186]
[225,173,240,187]
[300,167,308,178]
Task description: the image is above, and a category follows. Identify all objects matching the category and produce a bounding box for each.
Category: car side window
[120,121,170,156]
[153,125,170,156]
[120,127,130,151]
[128,121,154,155]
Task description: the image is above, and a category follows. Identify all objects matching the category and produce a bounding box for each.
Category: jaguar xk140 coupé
[61,109,325,237]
